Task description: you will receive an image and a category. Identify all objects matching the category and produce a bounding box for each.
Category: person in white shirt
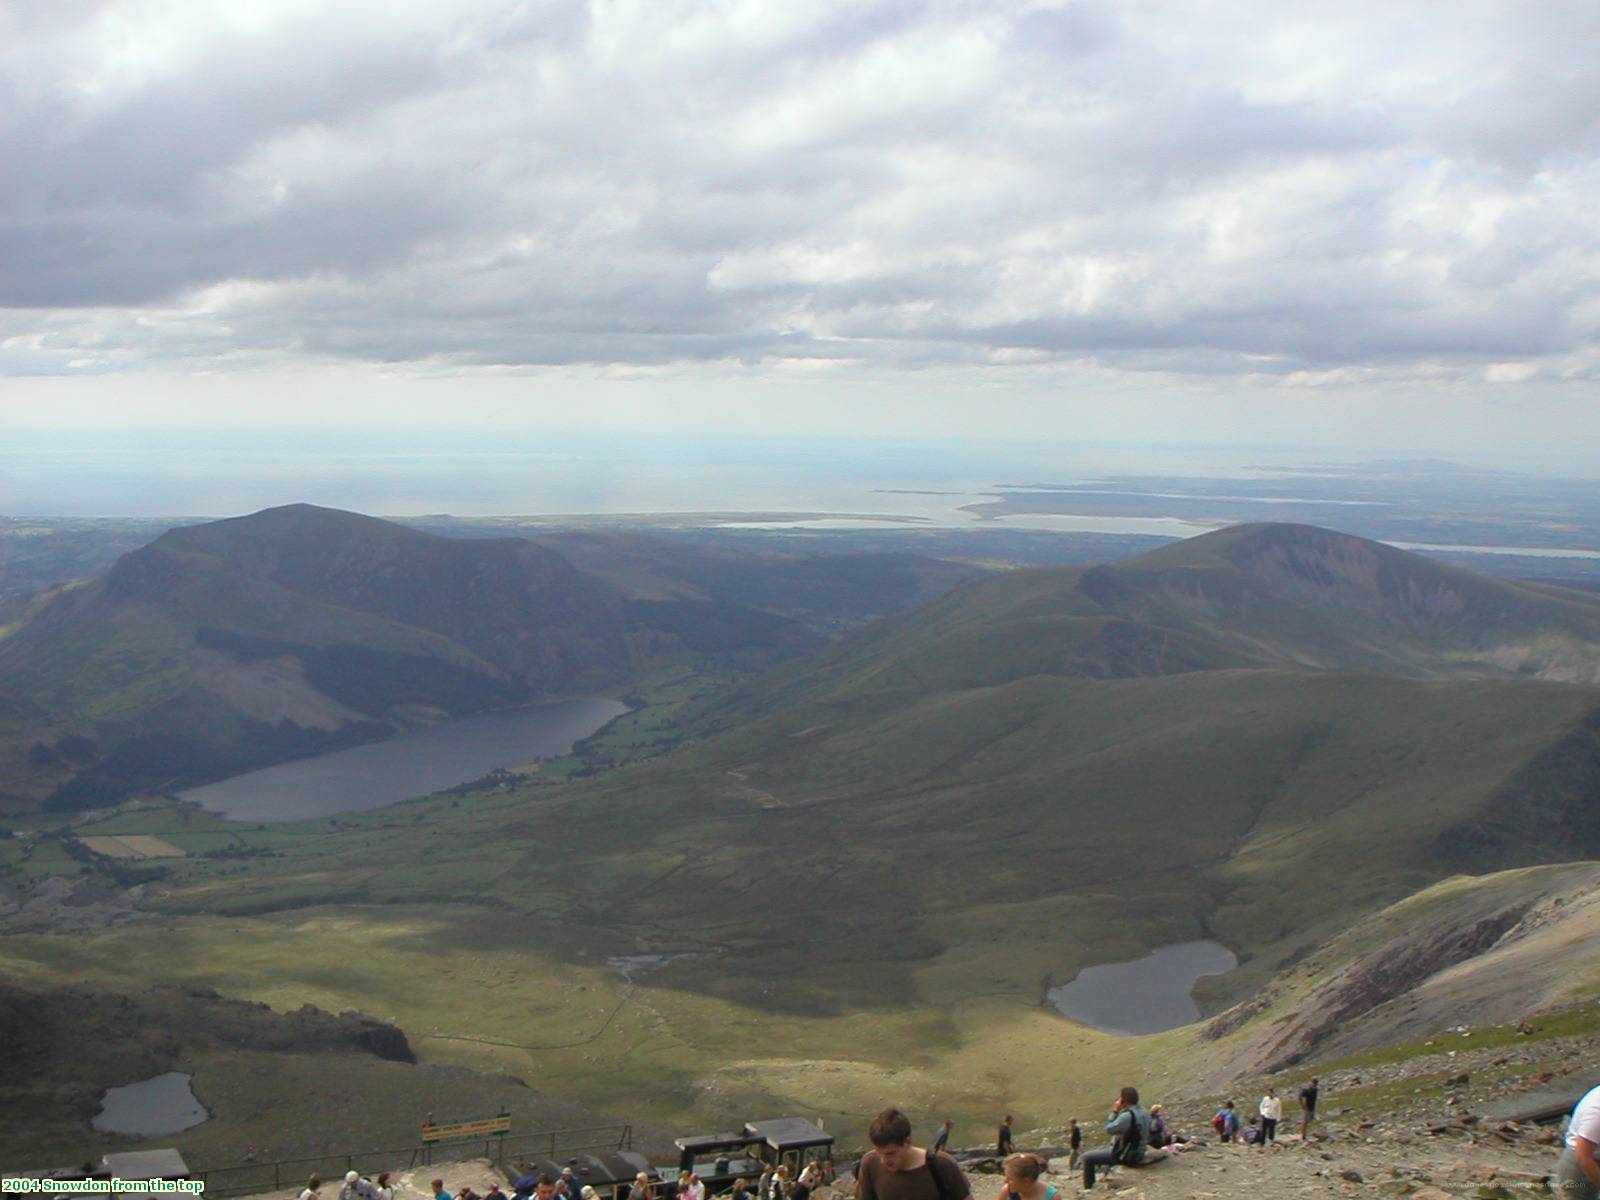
[1560,1085,1600,1199]
[1258,1090,1283,1147]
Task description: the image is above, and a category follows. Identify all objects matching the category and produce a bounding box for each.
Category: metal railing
[195,1124,634,1198]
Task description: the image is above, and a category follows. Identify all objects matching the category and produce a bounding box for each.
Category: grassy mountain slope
[724,524,1600,715]
[100,525,1600,1014]
[0,505,630,808]
[7,523,1600,1135]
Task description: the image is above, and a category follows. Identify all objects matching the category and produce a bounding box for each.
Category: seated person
[1080,1087,1150,1190]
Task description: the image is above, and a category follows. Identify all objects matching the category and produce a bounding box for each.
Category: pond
[180,696,628,822]
[1048,940,1239,1036]
[93,1071,210,1136]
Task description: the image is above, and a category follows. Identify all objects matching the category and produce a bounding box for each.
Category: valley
[4,513,1600,1173]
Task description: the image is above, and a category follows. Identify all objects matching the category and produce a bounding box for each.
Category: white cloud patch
[2,0,1598,390]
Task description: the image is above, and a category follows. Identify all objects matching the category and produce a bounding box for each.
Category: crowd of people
[296,1075,1600,1200]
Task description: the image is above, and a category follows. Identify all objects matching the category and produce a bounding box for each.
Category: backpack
[1211,1112,1227,1137]
[1112,1108,1147,1165]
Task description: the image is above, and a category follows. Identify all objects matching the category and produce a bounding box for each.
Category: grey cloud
[2,0,1598,384]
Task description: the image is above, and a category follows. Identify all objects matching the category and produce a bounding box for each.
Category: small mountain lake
[1048,940,1239,1036]
[93,1071,209,1135]
[181,697,628,822]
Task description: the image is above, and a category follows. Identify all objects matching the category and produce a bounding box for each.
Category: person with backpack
[1080,1086,1150,1189]
[1212,1101,1239,1144]
[855,1106,973,1200]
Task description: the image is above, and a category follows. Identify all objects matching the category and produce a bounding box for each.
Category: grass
[5,663,1590,1134]
[0,901,1193,1147]
[1300,1002,1600,1077]
[8,527,1600,1153]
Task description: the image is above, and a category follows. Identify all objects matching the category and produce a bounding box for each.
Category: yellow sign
[421,1114,512,1142]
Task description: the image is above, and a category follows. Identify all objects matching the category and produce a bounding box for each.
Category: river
[180,697,628,823]
[1048,940,1239,1036]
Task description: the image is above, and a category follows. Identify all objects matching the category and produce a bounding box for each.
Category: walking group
[1209,1078,1316,1146]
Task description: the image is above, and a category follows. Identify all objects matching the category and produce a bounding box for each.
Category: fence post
[275,1162,281,1192]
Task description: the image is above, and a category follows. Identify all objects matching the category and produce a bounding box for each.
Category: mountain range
[6,515,1600,1143]
[0,504,980,811]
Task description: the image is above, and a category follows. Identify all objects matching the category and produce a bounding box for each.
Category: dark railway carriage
[674,1118,834,1194]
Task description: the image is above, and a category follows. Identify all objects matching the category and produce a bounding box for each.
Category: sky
[3,0,1599,454]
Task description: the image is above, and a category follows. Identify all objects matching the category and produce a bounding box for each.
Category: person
[433,1180,452,1200]
[1559,1083,1600,1199]
[1080,1086,1150,1190]
[486,1188,507,1200]
[732,1180,752,1200]
[791,1171,812,1200]
[1068,1120,1081,1170]
[1299,1078,1319,1138]
[562,1169,584,1200]
[772,1166,791,1200]
[855,1106,974,1200]
[299,1175,323,1200]
[1213,1100,1239,1144]
[685,1175,706,1200]
[993,1155,1056,1200]
[536,1176,559,1200]
[1259,1088,1282,1146]
[997,1116,1015,1156]
[1242,1114,1262,1146]
[932,1120,955,1155]
[374,1175,395,1200]
[630,1174,654,1200]
[342,1173,377,1200]
[1147,1105,1168,1149]
[758,1168,774,1200]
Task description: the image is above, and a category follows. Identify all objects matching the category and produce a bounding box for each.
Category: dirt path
[996,1118,1564,1198]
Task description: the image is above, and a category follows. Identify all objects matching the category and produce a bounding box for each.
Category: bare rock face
[1201,863,1600,1082]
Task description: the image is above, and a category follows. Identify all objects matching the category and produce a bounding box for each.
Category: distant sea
[5,433,1597,560]
[0,429,1312,521]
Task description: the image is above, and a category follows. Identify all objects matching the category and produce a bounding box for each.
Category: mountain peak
[156,503,424,555]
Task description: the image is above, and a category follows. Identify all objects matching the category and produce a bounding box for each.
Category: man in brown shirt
[855,1108,972,1200]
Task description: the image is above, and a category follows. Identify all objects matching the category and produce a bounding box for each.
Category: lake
[180,697,628,822]
[93,1071,209,1136]
[1048,940,1239,1035]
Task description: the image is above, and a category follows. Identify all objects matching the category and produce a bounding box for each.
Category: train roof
[744,1118,833,1152]
[675,1118,833,1159]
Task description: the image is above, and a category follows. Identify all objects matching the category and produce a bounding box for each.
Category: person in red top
[855,1108,973,1200]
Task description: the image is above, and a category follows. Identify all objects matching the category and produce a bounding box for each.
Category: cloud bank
[3,0,1598,393]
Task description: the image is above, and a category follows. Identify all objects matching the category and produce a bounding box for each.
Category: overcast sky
[3,1,1598,453]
